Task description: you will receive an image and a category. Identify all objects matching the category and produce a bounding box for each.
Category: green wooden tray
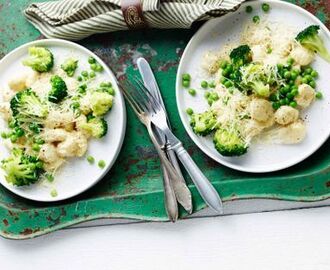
[1,0,330,239]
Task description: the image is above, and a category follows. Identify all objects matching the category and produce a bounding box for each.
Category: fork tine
[118,81,144,116]
[132,77,162,114]
[127,76,151,113]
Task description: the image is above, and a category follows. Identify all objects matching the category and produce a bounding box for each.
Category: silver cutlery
[137,57,193,214]
[118,80,179,221]
[130,78,223,214]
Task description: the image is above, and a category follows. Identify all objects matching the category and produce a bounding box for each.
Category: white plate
[176,0,330,173]
[0,39,126,201]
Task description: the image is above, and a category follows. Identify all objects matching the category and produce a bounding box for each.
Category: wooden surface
[2,0,330,239]
[1,206,330,269]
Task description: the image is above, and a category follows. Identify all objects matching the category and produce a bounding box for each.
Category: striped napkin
[24,0,245,41]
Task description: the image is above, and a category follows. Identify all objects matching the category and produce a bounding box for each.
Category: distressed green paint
[0,0,330,239]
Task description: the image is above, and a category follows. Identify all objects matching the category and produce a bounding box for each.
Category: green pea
[220,77,227,84]
[77,76,82,82]
[210,92,219,101]
[182,73,191,81]
[182,80,190,88]
[209,81,216,88]
[8,120,16,129]
[15,128,24,137]
[1,132,8,139]
[290,101,297,108]
[291,85,298,91]
[89,71,96,78]
[287,93,294,100]
[280,99,286,106]
[98,160,106,169]
[90,63,97,71]
[287,57,294,65]
[272,102,280,110]
[81,70,88,77]
[262,3,270,12]
[224,81,232,88]
[10,134,18,143]
[32,144,41,151]
[277,64,283,70]
[188,88,196,96]
[201,80,208,89]
[311,70,318,78]
[284,71,291,79]
[87,155,95,164]
[246,5,253,13]
[309,80,316,88]
[304,67,312,74]
[280,87,288,95]
[204,91,210,98]
[253,15,260,24]
[304,74,313,82]
[88,57,96,64]
[226,64,233,73]
[35,138,45,144]
[107,87,115,95]
[186,108,194,115]
[222,69,229,77]
[220,61,228,69]
[291,89,299,96]
[269,93,278,102]
[315,91,323,99]
[291,71,298,80]
[95,64,103,72]
[301,77,309,84]
[288,80,295,86]
[100,82,112,88]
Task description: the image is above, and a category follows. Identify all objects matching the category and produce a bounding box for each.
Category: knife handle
[165,147,193,214]
[174,145,223,214]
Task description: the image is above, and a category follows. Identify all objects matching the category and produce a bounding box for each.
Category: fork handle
[146,124,178,222]
[174,146,223,214]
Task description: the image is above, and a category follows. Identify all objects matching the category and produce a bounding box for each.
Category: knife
[137,57,193,214]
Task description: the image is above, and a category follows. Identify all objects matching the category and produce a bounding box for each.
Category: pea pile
[77,56,104,82]
[270,58,321,110]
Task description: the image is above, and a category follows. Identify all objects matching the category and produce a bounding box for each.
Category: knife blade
[137,57,193,214]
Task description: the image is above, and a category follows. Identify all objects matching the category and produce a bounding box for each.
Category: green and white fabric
[24,0,245,40]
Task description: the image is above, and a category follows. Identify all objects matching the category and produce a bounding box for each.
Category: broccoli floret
[229,45,252,67]
[10,88,48,119]
[81,117,108,138]
[90,91,113,116]
[190,110,217,136]
[213,128,248,156]
[296,25,330,62]
[49,75,68,103]
[249,80,270,97]
[1,148,44,186]
[61,58,78,77]
[22,46,54,72]
[240,64,271,97]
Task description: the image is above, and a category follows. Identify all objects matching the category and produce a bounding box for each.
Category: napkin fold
[24,0,245,40]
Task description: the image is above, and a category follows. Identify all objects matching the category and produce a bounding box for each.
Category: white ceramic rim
[176,0,330,173]
[0,39,127,201]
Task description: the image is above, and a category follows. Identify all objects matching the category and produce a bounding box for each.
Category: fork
[131,78,223,213]
[118,80,179,222]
